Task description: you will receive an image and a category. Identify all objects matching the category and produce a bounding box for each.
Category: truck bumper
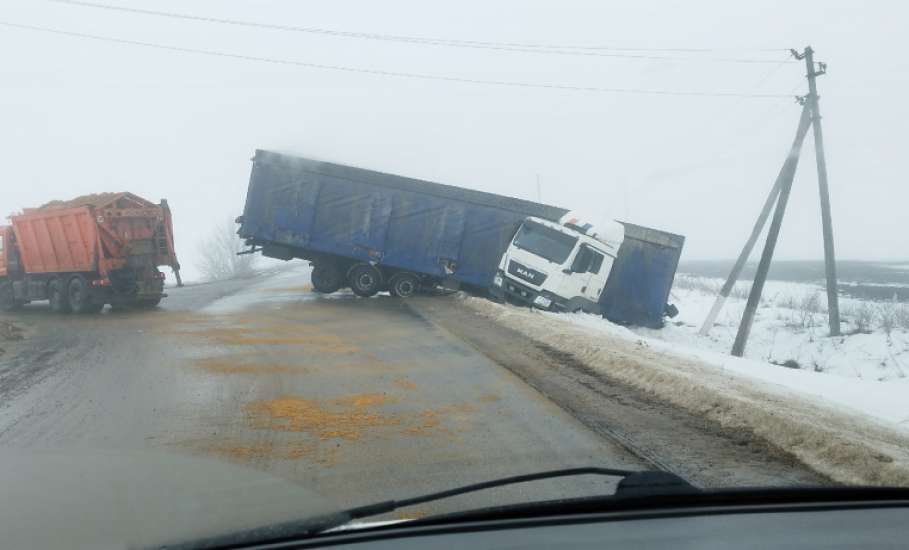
[498,276,557,311]
[488,282,505,302]
[497,275,602,314]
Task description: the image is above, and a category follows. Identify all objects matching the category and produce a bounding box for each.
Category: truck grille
[507,260,547,286]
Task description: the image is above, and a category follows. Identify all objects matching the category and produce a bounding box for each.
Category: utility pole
[704,46,842,347]
[535,174,542,202]
[699,168,782,336]
[793,45,841,336]
[731,104,812,357]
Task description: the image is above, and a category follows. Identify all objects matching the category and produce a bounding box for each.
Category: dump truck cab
[0,225,10,278]
[0,224,25,281]
[0,225,27,311]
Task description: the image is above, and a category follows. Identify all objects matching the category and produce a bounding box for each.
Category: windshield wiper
[337,467,641,525]
[168,467,676,550]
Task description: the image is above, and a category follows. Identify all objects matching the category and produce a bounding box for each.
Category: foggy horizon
[3,1,907,281]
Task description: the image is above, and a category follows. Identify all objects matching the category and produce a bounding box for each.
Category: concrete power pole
[699,169,783,336]
[731,104,813,357]
[703,46,842,345]
[792,46,841,336]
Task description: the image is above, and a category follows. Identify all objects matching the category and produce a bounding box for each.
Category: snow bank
[460,296,909,486]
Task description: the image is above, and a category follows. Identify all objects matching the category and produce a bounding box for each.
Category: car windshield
[2,2,907,549]
[512,221,578,264]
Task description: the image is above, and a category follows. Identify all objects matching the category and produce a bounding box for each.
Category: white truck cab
[491,216,624,313]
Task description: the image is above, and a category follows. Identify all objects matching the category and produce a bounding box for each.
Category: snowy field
[649,274,909,382]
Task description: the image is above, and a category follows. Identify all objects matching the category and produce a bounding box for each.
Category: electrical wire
[48,0,793,64]
[0,21,795,99]
[638,81,805,189]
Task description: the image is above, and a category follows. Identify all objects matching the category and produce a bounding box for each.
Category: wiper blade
[168,467,683,550]
[340,467,640,526]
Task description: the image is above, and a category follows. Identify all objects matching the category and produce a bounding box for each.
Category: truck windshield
[512,221,578,264]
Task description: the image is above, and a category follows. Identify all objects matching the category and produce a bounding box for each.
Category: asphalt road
[0,266,649,516]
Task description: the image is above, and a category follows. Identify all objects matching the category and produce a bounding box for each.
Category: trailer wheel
[311,263,343,294]
[348,264,383,297]
[49,279,71,314]
[388,273,419,298]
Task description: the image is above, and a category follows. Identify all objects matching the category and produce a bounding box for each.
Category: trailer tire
[348,264,382,297]
[49,279,71,314]
[311,263,343,294]
[388,273,419,298]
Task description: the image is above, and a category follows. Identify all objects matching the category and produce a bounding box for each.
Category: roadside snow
[460,293,909,486]
[557,310,909,428]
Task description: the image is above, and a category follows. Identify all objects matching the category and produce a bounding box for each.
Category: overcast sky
[2,1,906,281]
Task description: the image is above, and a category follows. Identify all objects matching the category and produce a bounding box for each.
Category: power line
[750,57,794,90]
[48,0,793,64]
[0,21,794,99]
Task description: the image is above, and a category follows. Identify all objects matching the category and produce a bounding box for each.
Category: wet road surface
[0,266,648,516]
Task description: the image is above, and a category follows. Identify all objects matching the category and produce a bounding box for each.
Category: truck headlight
[533,295,552,308]
[493,273,504,287]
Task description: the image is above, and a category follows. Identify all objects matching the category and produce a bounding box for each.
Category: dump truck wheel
[49,279,71,314]
[68,276,100,314]
[348,264,382,297]
[388,273,419,298]
[0,282,22,312]
[311,263,343,294]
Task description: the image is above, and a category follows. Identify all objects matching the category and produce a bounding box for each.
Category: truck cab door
[555,245,595,303]
[583,248,614,302]
[562,245,613,305]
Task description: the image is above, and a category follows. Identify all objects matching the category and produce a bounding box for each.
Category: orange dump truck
[0,193,181,313]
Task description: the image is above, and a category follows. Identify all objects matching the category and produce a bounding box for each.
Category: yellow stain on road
[245,393,401,441]
[193,356,311,375]
[185,325,360,353]
[393,377,418,390]
[176,439,340,466]
[162,302,499,470]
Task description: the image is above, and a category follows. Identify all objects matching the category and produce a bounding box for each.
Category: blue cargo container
[238,150,568,295]
[237,150,684,327]
[599,222,685,329]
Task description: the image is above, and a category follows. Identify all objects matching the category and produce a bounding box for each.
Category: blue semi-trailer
[237,150,683,328]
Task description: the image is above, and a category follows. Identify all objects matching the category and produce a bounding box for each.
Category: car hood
[0,449,337,549]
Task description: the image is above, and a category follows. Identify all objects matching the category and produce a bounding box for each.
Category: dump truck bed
[10,207,100,274]
[10,192,180,277]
